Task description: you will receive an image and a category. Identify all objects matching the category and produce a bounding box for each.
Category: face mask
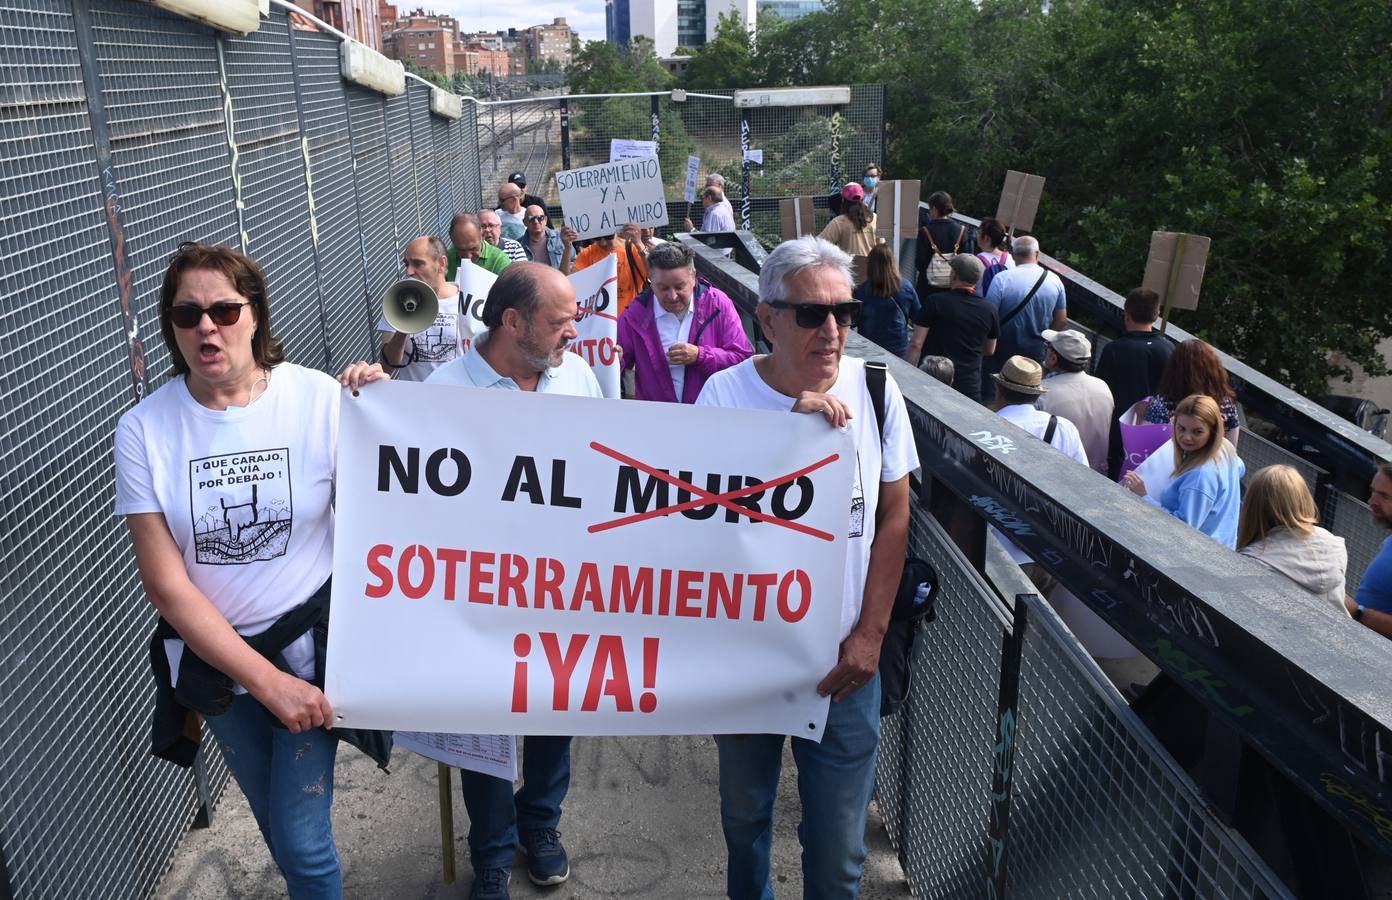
[863,176,879,189]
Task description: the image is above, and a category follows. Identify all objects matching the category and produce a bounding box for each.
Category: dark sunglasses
[767,299,862,329]
[169,301,251,329]
[524,215,547,223]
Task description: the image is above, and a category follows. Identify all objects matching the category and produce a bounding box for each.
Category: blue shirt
[1144,453,1245,549]
[425,333,603,398]
[986,263,1066,361]
[1356,536,1392,613]
[853,278,920,354]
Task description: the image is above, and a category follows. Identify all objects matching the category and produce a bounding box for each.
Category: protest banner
[566,255,620,399]
[555,155,669,240]
[453,261,494,353]
[995,170,1046,233]
[683,155,700,203]
[326,384,855,738]
[610,138,657,161]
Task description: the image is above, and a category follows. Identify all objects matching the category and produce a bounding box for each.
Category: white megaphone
[382,278,440,334]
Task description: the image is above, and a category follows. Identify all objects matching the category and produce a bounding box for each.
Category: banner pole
[437,763,456,883]
[1160,233,1188,336]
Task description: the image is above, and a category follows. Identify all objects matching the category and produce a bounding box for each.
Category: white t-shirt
[696,356,918,640]
[655,302,696,400]
[113,362,339,682]
[377,289,463,383]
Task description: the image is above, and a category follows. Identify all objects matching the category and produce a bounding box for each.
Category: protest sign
[779,196,815,240]
[453,261,494,353]
[1142,231,1210,314]
[683,156,700,203]
[555,155,669,240]
[995,170,1045,233]
[566,255,620,399]
[610,138,657,161]
[327,384,855,738]
[874,180,921,241]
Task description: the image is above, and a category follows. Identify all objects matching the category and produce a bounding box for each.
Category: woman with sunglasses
[113,243,388,899]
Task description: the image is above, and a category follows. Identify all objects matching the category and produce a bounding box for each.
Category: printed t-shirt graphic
[189,448,293,565]
[376,294,463,382]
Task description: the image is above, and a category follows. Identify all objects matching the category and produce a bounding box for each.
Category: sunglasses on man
[766,299,862,329]
[524,215,547,223]
[169,301,252,329]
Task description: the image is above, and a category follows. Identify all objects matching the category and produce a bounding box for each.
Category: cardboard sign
[566,255,621,399]
[873,179,920,241]
[610,138,657,162]
[555,155,669,240]
[454,257,620,399]
[779,196,815,241]
[995,170,1045,232]
[1142,231,1210,312]
[326,384,856,737]
[683,156,700,203]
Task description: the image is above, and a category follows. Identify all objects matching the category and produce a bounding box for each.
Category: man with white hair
[982,235,1067,402]
[696,235,915,900]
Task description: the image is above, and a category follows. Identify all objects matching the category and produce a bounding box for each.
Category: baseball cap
[508,172,527,188]
[840,182,865,203]
[1041,328,1092,365]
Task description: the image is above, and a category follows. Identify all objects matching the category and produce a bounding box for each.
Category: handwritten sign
[610,138,657,161]
[555,155,669,240]
[326,385,856,737]
[683,156,700,203]
[995,170,1045,233]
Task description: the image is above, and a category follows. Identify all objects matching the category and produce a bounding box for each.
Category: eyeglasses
[524,215,547,223]
[766,299,862,329]
[169,301,252,329]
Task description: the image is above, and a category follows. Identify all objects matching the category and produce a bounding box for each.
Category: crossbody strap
[1043,414,1058,446]
[998,268,1050,327]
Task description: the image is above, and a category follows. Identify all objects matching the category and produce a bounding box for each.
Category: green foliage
[567,36,672,94]
[403,59,451,91]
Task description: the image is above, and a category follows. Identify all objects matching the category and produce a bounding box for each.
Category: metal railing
[0,2,477,896]
[683,233,1392,897]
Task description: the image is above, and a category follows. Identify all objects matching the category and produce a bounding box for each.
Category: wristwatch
[1354,604,1366,622]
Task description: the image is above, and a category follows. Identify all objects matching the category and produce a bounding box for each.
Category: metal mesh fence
[475,85,885,246]
[0,2,475,896]
[1331,489,1384,597]
[875,509,1291,899]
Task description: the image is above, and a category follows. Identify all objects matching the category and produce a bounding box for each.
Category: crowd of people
[112,172,1391,900]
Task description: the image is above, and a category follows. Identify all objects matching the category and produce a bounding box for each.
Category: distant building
[522,17,574,70]
[661,54,691,77]
[614,0,786,57]
[381,7,460,76]
[606,0,632,48]
[294,0,382,48]
[457,43,509,77]
[755,0,825,23]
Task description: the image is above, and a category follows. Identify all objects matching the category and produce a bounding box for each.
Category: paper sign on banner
[742,149,763,165]
[555,155,669,240]
[566,255,621,398]
[610,138,657,161]
[326,384,855,738]
[453,260,495,352]
[683,155,701,203]
[394,731,517,781]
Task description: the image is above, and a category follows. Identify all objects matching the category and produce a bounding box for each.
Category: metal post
[70,0,148,405]
[650,94,661,155]
[828,107,843,191]
[985,596,1028,900]
[437,763,456,883]
[559,98,571,171]
[739,110,751,231]
[0,835,12,900]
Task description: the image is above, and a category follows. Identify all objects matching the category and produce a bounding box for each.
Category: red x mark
[587,441,841,541]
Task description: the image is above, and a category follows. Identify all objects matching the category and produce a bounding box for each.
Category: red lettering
[399,544,434,600]
[570,562,605,612]
[582,635,632,712]
[675,570,703,617]
[707,572,744,619]
[639,636,658,713]
[469,550,496,605]
[498,553,530,607]
[748,573,778,621]
[511,633,531,713]
[598,337,616,367]
[777,569,812,623]
[540,631,588,711]
[438,547,467,601]
[365,544,394,598]
[534,557,565,610]
[610,565,653,615]
[658,567,673,616]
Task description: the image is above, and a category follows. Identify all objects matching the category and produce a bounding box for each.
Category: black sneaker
[521,827,570,886]
[469,866,511,900]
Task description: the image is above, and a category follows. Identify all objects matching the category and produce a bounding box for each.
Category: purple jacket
[617,279,754,403]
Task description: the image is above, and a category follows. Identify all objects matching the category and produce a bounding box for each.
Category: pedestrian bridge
[2,1,1390,898]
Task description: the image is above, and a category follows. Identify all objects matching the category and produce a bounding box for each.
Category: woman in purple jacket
[616,241,754,403]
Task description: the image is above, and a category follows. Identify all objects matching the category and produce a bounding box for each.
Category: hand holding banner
[327,384,855,739]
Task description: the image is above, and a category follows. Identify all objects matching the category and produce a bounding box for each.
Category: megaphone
[383,278,440,334]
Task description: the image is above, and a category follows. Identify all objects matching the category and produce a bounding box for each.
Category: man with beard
[425,263,599,899]
[1346,463,1392,637]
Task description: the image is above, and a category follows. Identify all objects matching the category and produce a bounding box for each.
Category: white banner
[610,138,657,161]
[327,384,855,738]
[555,155,669,240]
[566,255,620,399]
[453,258,620,398]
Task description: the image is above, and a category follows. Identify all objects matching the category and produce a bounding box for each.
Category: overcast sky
[439,2,606,44]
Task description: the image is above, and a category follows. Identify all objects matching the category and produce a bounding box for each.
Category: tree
[681,12,754,90]
[567,36,671,95]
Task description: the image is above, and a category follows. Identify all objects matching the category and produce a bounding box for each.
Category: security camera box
[780,196,816,241]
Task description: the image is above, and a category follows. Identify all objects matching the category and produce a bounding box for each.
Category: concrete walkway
[156,735,913,899]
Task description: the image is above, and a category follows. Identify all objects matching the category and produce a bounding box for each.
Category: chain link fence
[474,85,885,247]
[0,1,477,896]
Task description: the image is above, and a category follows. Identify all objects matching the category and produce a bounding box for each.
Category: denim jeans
[716,674,881,900]
[205,693,341,900]
[460,735,572,869]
